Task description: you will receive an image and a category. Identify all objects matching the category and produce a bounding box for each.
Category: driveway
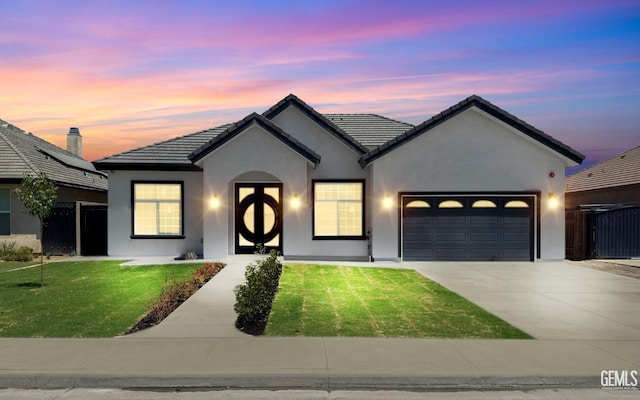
[409,261,640,340]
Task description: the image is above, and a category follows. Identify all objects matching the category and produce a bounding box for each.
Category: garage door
[402,195,534,261]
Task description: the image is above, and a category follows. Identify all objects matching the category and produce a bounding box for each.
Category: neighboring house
[93,94,584,262]
[0,120,108,255]
[565,145,640,259]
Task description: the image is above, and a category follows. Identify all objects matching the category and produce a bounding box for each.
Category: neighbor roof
[358,95,585,167]
[566,145,640,193]
[0,119,107,191]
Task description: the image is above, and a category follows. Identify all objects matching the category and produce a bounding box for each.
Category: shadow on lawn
[11,282,45,289]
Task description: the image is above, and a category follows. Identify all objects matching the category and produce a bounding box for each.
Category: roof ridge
[0,127,40,175]
[263,94,368,155]
[324,112,413,125]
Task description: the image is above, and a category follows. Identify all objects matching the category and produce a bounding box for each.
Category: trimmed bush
[234,249,282,335]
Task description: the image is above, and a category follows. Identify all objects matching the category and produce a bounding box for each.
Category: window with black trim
[132,182,183,237]
[0,188,10,235]
[313,181,364,238]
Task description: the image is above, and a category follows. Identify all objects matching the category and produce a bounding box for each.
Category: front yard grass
[0,260,203,337]
[0,261,36,274]
[265,265,532,339]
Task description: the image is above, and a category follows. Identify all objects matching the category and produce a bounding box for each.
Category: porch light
[548,192,559,209]
[383,195,393,209]
[208,195,220,209]
[291,194,301,209]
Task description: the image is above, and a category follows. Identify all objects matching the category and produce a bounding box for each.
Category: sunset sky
[1,0,638,172]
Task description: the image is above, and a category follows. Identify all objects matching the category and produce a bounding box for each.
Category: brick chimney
[66,127,83,158]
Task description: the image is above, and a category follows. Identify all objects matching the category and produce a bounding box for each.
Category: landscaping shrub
[127,262,225,334]
[234,249,282,335]
[0,243,34,262]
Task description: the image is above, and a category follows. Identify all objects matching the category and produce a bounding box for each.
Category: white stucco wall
[271,107,369,258]
[105,170,203,257]
[370,107,570,261]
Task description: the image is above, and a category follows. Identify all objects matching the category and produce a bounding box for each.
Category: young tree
[14,172,57,286]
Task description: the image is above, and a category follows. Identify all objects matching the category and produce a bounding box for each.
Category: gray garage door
[402,196,534,261]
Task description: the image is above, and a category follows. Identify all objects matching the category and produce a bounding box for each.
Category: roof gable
[188,112,321,166]
[263,94,369,155]
[359,95,585,167]
[566,145,640,192]
[0,120,107,191]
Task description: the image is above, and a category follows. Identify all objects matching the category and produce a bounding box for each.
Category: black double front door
[235,183,282,254]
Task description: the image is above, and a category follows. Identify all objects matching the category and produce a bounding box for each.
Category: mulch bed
[126,262,225,334]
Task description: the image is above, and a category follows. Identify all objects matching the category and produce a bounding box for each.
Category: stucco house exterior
[93,94,584,261]
[0,119,108,254]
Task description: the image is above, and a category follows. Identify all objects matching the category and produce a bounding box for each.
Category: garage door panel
[437,232,466,241]
[502,248,530,259]
[470,232,499,241]
[469,248,500,260]
[502,232,530,242]
[436,248,467,260]
[470,216,499,225]
[437,216,466,225]
[402,195,534,261]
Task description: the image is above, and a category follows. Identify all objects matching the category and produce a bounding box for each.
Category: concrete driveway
[409,261,640,340]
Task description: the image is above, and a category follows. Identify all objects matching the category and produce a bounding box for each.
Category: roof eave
[93,162,202,171]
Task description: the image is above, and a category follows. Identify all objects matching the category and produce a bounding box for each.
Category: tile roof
[93,125,230,170]
[359,95,585,167]
[189,113,321,166]
[566,145,640,192]
[0,119,107,191]
[324,114,413,149]
[263,94,369,155]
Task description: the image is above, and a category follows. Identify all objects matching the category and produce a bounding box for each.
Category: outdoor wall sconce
[548,192,559,209]
[291,194,301,209]
[383,195,393,209]
[208,194,220,209]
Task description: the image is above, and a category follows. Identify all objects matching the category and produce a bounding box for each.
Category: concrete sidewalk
[0,257,639,390]
[0,336,637,390]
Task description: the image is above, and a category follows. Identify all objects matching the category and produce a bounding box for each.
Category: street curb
[0,374,601,391]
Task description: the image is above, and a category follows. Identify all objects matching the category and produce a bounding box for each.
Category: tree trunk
[39,220,44,287]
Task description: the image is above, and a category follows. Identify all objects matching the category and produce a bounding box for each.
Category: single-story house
[93,94,584,261]
[0,120,108,255]
[565,145,640,259]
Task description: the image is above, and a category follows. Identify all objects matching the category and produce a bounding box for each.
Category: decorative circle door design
[235,183,282,254]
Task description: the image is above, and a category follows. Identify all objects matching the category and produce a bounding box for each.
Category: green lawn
[0,260,202,337]
[265,265,532,339]
[0,261,36,274]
